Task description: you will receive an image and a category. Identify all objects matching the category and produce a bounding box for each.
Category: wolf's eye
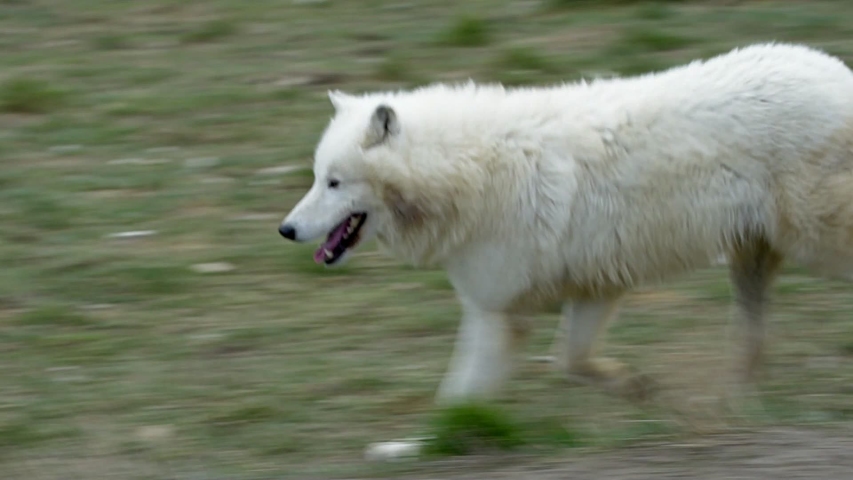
[327,179,340,189]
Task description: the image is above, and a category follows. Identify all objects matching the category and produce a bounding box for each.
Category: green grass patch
[207,403,280,431]
[14,305,97,327]
[439,16,490,47]
[523,418,585,448]
[92,33,130,50]
[548,0,686,10]
[840,337,853,356]
[492,47,562,85]
[635,3,676,20]
[0,417,80,450]
[423,403,524,456]
[496,47,558,73]
[609,315,670,345]
[0,77,66,114]
[181,19,238,44]
[113,265,190,296]
[374,54,412,82]
[4,188,79,231]
[618,27,696,53]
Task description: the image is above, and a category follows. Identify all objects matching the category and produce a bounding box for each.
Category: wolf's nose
[278,223,297,240]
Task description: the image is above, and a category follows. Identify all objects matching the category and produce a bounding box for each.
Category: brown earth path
[350,428,853,480]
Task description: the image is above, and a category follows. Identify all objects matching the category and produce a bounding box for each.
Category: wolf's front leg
[435,300,527,404]
[365,301,526,462]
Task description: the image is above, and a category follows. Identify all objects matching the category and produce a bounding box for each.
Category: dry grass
[2,1,853,479]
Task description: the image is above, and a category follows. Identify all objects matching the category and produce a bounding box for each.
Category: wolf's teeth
[324,248,333,259]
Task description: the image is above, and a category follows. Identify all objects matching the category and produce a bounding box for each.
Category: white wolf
[280,42,853,457]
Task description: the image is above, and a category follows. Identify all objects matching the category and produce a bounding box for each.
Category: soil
[376,427,853,480]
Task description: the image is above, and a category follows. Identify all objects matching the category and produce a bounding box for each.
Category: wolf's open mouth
[313,213,368,265]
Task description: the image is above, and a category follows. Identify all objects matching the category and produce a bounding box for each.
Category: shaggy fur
[281,43,853,419]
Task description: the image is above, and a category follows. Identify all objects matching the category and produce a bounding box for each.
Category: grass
[424,403,524,456]
[374,54,413,83]
[497,47,558,73]
[13,305,97,327]
[548,0,687,10]
[619,28,696,52]
[439,16,491,47]
[3,1,853,479]
[423,403,586,457]
[92,33,130,51]
[492,47,561,85]
[0,78,66,114]
[180,19,238,44]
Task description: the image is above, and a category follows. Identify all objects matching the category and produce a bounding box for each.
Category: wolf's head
[279,85,505,268]
[279,90,434,267]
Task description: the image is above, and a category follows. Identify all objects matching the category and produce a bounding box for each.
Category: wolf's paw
[616,371,659,403]
[565,357,658,402]
[565,356,630,381]
[721,379,765,421]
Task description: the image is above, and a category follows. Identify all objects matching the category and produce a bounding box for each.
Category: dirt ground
[370,428,853,480]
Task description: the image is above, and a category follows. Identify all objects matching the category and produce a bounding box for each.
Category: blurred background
[3,1,853,479]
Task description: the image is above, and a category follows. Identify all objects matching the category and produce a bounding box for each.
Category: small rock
[711,254,728,266]
[273,76,313,88]
[184,156,220,169]
[274,73,344,87]
[108,158,171,166]
[80,303,114,310]
[383,2,415,10]
[47,366,80,373]
[249,179,282,186]
[364,439,425,462]
[200,176,235,184]
[190,262,235,274]
[304,72,346,86]
[256,165,300,176]
[145,146,181,154]
[806,356,841,370]
[46,366,87,383]
[144,41,176,49]
[49,144,82,154]
[108,158,143,165]
[528,355,556,364]
[188,333,225,342]
[106,230,157,239]
[231,213,277,222]
[136,425,174,441]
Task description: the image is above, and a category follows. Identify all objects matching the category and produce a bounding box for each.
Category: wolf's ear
[328,90,354,111]
[364,104,400,148]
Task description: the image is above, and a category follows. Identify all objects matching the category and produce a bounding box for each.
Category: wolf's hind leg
[727,238,784,385]
[549,296,655,400]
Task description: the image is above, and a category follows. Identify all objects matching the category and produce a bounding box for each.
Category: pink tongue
[313,219,350,264]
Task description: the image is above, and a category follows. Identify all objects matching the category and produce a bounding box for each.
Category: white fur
[281,43,853,459]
